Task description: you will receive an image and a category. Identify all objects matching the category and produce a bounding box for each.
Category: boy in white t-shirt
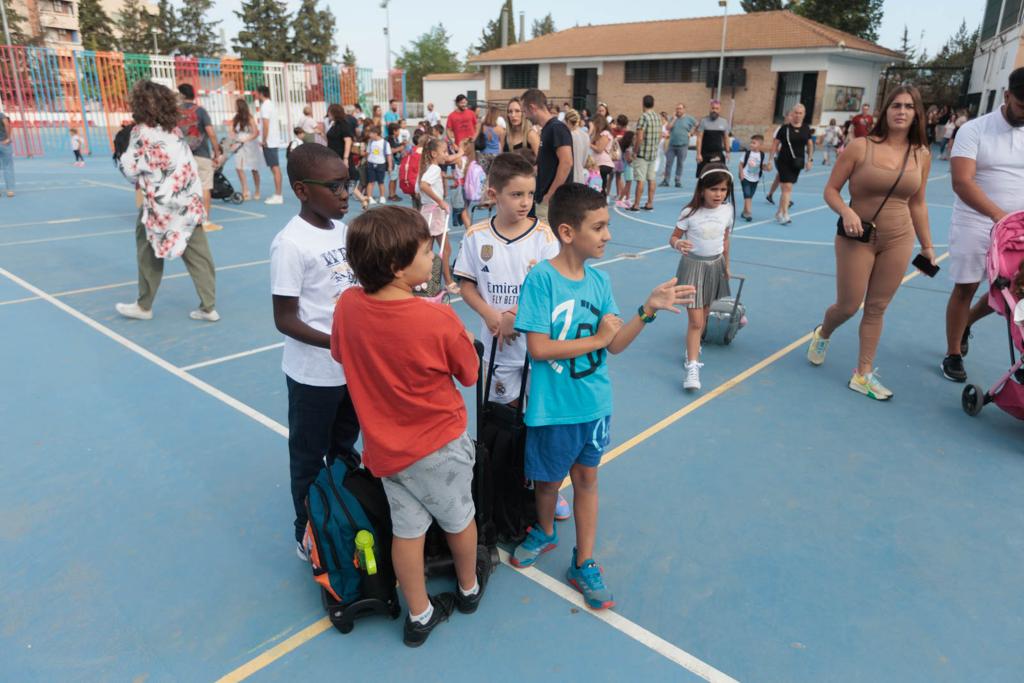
[270,143,360,560]
[364,125,393,205]
[453,152,573,521]
[737,134,767,221]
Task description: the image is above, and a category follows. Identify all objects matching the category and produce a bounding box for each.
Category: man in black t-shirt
[522,88,573,221]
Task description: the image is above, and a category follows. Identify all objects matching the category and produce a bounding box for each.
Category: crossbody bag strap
[868,143,913,223]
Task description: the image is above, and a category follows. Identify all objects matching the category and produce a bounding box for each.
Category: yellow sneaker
[807,326,830,366]
[848,370,893,400]
[203,222,224,233]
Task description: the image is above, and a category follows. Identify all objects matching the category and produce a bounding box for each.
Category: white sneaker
[378,197,386,205]
[264,195,284,205]
[775,210,784,224]
[189,308,221,322]
[783,213,793,225]
[683,361,703,391]
[296,541,309,562]
[368,196,377,205]
[115,302,152,320]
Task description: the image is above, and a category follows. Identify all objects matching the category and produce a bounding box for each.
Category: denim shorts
[741,178,759,199]
[262,146,280,168]
[367,162,387,184]
[525,416,611,482]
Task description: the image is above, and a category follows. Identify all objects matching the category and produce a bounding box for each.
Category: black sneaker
[941,355,967,382]
[658,180,669,187]
[765,194,775,205]
[456,546,493,614]
[961,326,972,357]
[674,181,682,188]
[403,593,456,648]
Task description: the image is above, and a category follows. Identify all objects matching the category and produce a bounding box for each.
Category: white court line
[0,258,272,307]
[84,180,268,218]
[0,212,140,230]
[496,548,739,683]
[0,264,737,681]
[0,217,253,247]
[180,343,285,372]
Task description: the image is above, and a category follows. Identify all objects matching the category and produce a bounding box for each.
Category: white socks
[410,603,434,625]
[459,581,480,597]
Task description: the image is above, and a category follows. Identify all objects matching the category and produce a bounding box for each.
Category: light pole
[716,0,728,102]
[0,0,28,154]
[380,0,391,101]
[151,26,159,54]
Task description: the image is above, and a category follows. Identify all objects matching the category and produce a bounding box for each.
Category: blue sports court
[1,153,1021,682]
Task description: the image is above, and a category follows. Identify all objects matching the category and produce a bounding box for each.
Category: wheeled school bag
[702,275,748,346]
[303,453,401,634]
[478,337,536,543]
[423,340,501,576]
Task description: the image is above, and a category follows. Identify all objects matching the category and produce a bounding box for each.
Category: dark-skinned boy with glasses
[271,143,362,561]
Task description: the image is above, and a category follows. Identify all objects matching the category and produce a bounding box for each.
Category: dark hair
[411,129,425,146]
[642,94,654,109]
[615,113,628,127]
[386,122,399,138]
[293,126,304,135]
[751,134,764,141]
[130,80,179,131]
[346,206,430,293]
[620,130,634,151]
[1008,66,1024,99]
[286,142,344,186]
[432,124,444,135]
[514,146,537,166]
[487,152,535,192]
[257,85,271,98]
[455,94,467,104]
[177,83,195,100]
[548,183,607,239]
[869,85,928,148]
[680,161,735,219]
[389,99,398,105]
[521,88,548,112]
[233,98,252,132]
[327,103,345,122]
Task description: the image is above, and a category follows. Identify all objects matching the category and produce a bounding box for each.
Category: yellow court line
[560,251,950,490]
[215,618,333,683]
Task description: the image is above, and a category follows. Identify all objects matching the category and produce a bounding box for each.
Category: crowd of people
[104,68,1024,646]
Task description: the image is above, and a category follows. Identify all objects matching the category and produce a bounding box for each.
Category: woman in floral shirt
[116,80,219,322]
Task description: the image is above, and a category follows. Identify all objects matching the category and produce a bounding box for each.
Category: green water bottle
[354,530,377,576]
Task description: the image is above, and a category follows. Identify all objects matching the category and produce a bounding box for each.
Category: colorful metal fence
[0,45,405,158]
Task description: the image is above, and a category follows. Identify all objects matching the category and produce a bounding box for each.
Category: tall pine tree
[1,0,33,44]
[116,0,157,53]
[342,44,357,67]
[78,0,118,51]
[177,0,221,55]
[233,0,293,61]
[289,0,337,63]
[530,13,555,38]
[152,0,182,54]
[793,0,884,43]
[476,0,516,53]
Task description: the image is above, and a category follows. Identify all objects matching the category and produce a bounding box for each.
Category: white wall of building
[422,78,486,113]
[771,52,883,126]
[970,26,1023,113]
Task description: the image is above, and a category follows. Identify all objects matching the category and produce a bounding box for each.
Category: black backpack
[112,124,134,164]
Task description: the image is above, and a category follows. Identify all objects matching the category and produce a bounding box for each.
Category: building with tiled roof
[468,10,903,135]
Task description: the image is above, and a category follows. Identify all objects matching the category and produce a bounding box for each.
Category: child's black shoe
[456,546,493,615]
[403,593,456,647]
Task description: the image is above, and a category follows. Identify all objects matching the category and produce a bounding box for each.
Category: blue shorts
[262,146,280,168]
[367,162,387,184]
[525,416,611,482]
[741,178,759,199]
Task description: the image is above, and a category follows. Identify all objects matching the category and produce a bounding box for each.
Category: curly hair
[130,80,180,131]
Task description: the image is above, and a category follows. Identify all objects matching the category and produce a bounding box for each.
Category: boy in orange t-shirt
[331,205,487,648]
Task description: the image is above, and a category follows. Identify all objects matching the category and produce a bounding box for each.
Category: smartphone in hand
[912,253,940,277]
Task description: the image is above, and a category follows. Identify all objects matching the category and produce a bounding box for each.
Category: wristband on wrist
[638,304,656,323]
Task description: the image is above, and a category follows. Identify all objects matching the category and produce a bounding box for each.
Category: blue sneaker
[510,525,558,568]
[566,548,615,610]
[554,493,571,521]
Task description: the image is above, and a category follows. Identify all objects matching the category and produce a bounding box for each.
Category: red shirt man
[445,94,478,145]
[851,104,874,138]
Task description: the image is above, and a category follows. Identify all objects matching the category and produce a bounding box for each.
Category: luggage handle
[479,336,530,427]
[727,274,746,320]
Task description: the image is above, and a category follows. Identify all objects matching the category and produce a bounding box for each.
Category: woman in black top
[771,103,814,224]
[324,103,353,162]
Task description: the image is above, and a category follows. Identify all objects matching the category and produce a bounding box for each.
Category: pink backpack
[463,161,486,203]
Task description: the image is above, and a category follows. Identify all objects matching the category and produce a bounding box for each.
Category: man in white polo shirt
[942,68,1024,382]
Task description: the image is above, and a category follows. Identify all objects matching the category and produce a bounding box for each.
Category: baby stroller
[211,139,244,205]
[962,210,1024,418]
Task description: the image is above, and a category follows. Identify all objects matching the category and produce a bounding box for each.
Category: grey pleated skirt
[675,252,730,309]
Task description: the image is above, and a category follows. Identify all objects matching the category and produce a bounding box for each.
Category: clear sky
[208,0,983,72]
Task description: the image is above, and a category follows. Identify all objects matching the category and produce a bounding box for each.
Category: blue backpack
[303,456,400,632]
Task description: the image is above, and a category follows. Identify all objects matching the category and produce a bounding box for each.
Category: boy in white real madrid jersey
[453,152,572,520]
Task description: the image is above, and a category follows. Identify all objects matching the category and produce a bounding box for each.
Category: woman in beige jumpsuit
[807,85,937,400]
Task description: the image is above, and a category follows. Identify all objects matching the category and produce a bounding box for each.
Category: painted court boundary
[0,265,738,682]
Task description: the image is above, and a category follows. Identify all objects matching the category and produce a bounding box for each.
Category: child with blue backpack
[510,183,694,608]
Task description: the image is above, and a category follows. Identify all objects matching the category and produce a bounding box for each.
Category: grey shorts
[382,431,476,538]
[262,146,280,168]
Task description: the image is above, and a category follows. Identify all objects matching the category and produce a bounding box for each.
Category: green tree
[476,0,517,53]
[792,0,884,43]
[1,0,34,44]
[177,0,222,55]
[740,0,785,11]
[289,0,337,63]
[116,0,157,53]
[78,0,118,51]
[342,44,357,67]
[396,24,461,101]
[530,13,555,38]
[152,0,182,53]
[233,0,293,61]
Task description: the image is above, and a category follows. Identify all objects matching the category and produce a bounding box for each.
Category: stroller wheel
[230,192,244,204]
[962,384,985,417]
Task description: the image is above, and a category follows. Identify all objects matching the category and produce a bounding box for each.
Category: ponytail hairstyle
[680,162,736,222]
[418,136,444,190]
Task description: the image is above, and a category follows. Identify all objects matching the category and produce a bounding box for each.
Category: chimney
[501,7,509,47]
[519,11,525,42]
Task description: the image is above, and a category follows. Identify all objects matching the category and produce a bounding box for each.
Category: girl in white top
[821,118,842,165]
[418,137,458,294]
[231,98,262,200]
[668,163,735,391]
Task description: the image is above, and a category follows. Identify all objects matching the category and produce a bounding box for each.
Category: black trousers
[286,376,361,541]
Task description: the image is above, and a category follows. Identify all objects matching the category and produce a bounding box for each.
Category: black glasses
[301,179,347,194]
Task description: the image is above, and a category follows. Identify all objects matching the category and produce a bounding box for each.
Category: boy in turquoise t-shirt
[511,183,694,609]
